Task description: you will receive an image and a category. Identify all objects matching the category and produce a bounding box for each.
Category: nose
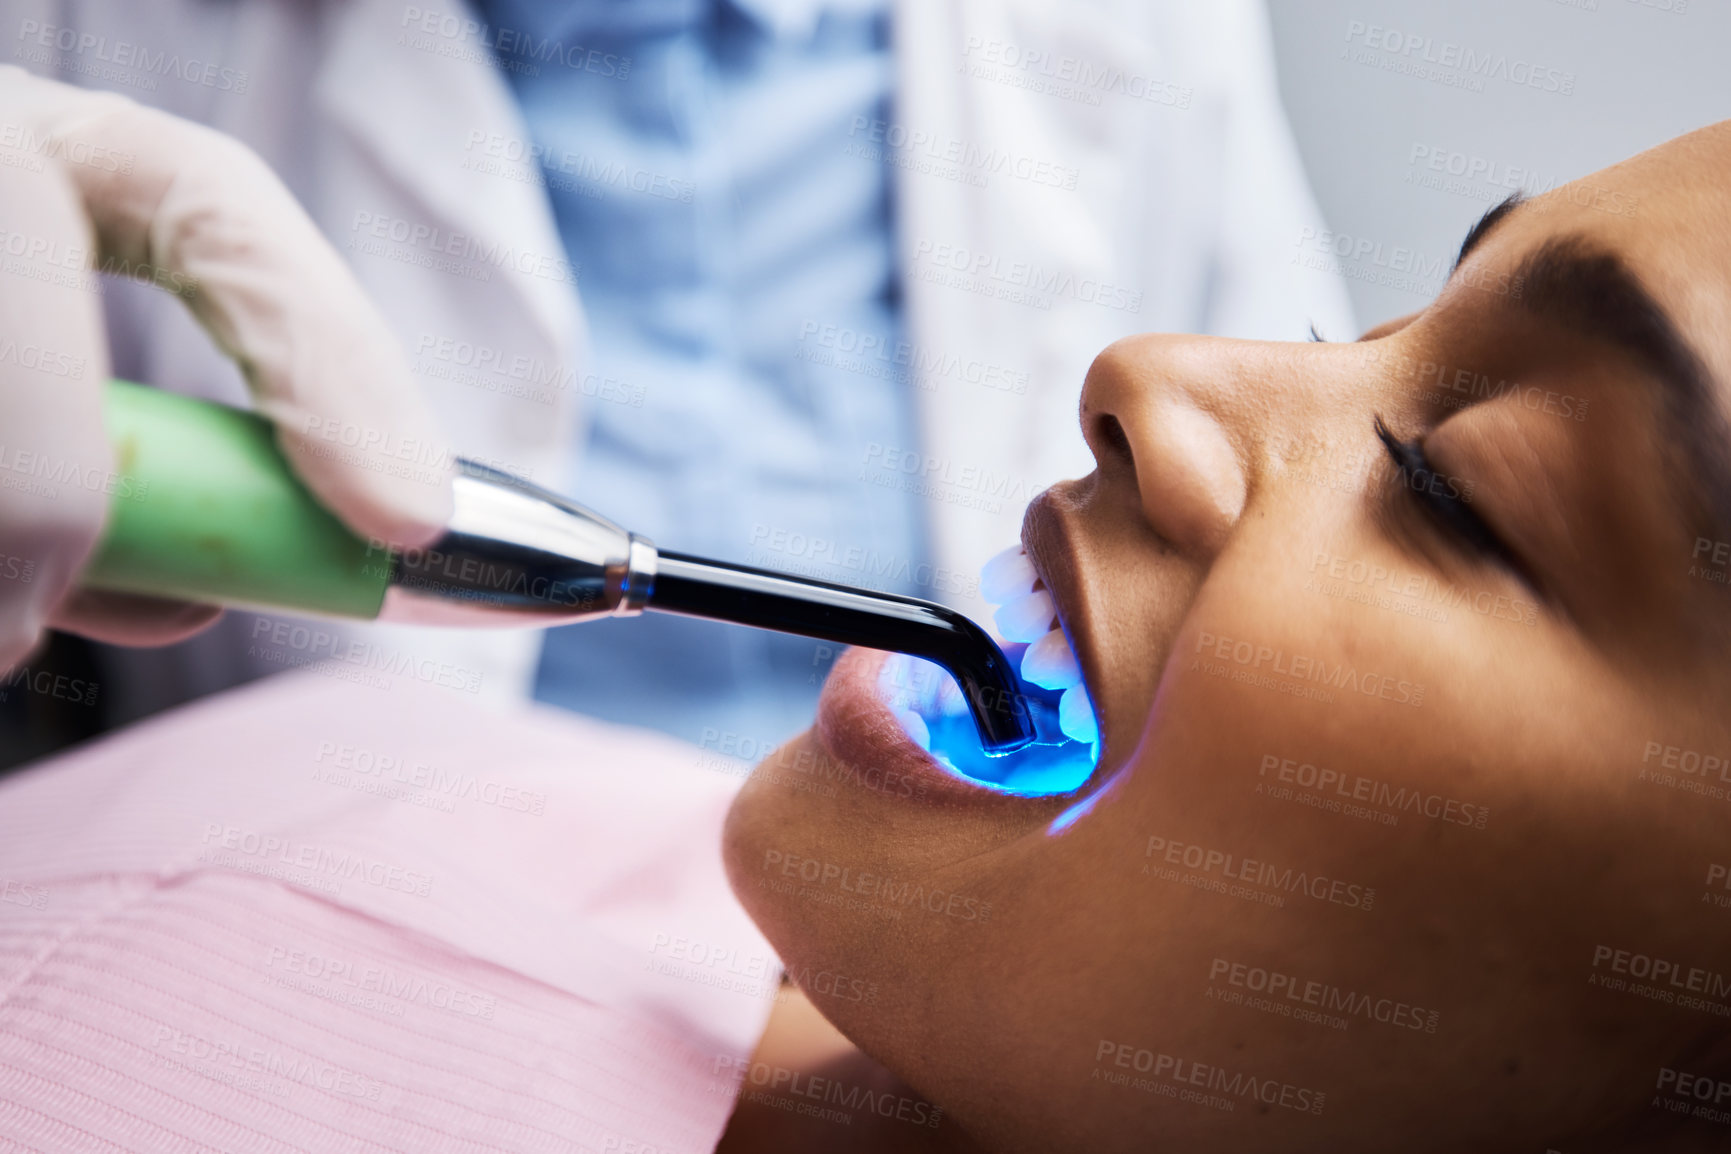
[1077,333,1258,559]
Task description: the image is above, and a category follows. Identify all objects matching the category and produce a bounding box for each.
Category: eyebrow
[1456,210,1731,541]
[1453,190,1526,271]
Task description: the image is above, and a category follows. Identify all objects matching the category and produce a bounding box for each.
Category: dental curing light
[80,380,1035,753]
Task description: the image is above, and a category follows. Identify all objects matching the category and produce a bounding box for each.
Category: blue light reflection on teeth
[881,652,1099,796]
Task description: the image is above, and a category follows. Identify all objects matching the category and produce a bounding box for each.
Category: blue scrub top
[471,0,925,751]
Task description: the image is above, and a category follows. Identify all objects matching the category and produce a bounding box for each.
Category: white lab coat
[15,0,1353,718]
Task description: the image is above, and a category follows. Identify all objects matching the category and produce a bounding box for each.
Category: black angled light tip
[648,551,1036,753]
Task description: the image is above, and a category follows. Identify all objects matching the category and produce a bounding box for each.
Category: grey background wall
[1266,0,1731,329]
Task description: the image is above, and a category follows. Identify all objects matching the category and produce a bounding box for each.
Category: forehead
[1477,123,1731,400]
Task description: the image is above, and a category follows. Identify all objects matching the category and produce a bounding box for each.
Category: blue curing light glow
[882,652,1099,797]
[1048,767,1126,836]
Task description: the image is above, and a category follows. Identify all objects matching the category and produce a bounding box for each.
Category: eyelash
[1372,416,1516,568]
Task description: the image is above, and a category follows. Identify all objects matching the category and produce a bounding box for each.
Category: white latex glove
[0,67,453,669]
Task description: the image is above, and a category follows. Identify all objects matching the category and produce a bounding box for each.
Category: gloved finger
[0,156,113,669]
[48,589,224,648]
[0,67,454,550]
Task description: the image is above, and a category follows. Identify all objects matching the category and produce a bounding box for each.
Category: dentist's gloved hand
[0,67,453,670]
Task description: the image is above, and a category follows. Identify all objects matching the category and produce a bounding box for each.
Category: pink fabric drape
[0,665,779,1152]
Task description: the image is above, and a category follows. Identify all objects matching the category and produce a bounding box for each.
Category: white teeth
[1058,684,1098,745]
[893,707,932,751]
[994,588,1055,643]
[1021,628,1081,690]
[980,545,1037,605]
[982,542,1097,749]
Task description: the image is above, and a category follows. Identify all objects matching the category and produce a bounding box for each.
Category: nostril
[1092,415,1134,470]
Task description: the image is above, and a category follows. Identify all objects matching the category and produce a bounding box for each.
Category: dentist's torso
[14,0,1351,719]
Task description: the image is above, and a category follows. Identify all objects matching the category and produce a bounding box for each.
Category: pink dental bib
[0,666,778,1152]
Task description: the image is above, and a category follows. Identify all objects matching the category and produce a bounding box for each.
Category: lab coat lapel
[309,0,585,474]
[892,0,1170,616]
[302,0,583,699]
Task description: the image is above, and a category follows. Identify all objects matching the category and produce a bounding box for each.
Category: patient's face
[724,123,1731,1152]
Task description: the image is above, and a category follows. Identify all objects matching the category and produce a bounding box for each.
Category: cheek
[1141,545,1459,907]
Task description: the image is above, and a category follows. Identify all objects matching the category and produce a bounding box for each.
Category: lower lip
[817,648,1098,801]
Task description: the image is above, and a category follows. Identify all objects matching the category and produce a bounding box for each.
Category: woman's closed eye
[1373,415,1534,587]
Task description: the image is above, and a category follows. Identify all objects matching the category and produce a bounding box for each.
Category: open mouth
[876,543,1101,797]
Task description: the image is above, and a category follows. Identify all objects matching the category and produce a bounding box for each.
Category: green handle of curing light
[81,379,392,619]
